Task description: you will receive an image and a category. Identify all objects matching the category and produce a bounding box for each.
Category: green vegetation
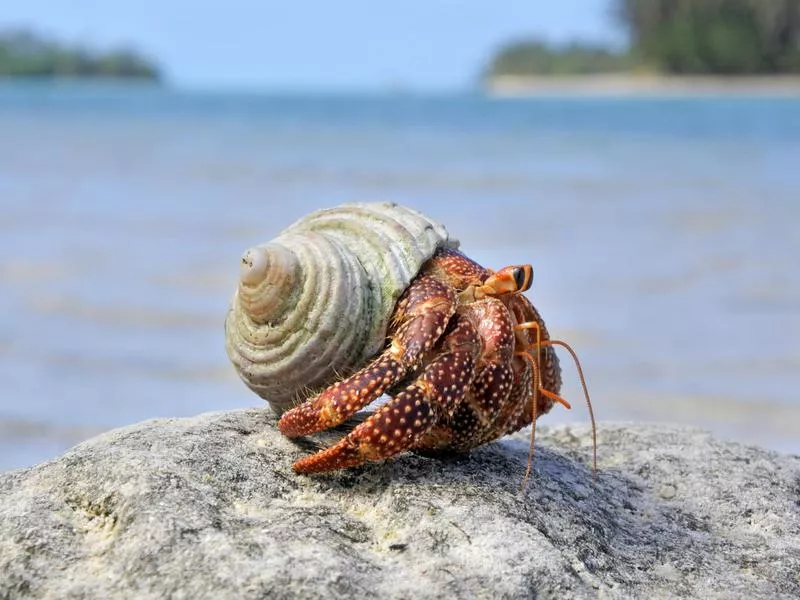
[485,41,631,78]
[0,29,161,80]
[487,0,800,79]
[616,0,800,74]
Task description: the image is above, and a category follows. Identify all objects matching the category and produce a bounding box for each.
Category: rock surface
[0,409,798,599]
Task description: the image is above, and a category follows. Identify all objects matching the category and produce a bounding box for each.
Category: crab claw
[292,384,436,473]
[291,317,479,473]
[278,273,457,439]
[277,353,406,438]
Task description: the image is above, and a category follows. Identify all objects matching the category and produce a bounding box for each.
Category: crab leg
[291,316,479,473]
[278,274,457,438]
[414,297,517,454]
[413,359,516,455]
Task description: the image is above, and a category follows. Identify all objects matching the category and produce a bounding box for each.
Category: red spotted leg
[291,314,481,473]
[413,297,517,455]
[471,262,596,481]
[278,274,457,438]
[412,263,542,454]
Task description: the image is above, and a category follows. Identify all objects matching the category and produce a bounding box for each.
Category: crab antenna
[519,351,540,491]
[537,339,597,476]
[515,321,574,409]
[513,321,543,406]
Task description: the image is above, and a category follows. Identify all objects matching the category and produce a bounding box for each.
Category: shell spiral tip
[239,247,270,287]
[224,202,455,414]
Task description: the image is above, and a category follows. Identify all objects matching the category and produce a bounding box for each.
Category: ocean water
[1,83,798,471]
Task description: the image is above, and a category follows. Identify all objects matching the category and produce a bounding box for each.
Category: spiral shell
[225,202,459,414]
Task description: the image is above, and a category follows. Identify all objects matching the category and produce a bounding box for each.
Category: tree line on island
[487,0,800,79]
[0,29,161,80]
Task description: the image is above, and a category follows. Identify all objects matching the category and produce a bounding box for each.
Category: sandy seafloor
[0,83,798,471]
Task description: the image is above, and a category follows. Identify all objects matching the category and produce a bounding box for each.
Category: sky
[1,0,622,90]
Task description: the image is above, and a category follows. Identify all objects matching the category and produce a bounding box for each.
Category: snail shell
[225,202,459,414]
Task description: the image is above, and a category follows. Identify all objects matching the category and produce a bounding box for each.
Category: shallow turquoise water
[1,83,798,470]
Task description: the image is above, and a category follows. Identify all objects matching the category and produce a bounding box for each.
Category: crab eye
[512,267,527,290]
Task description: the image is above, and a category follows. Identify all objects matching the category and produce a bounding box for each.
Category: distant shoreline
[0,76,162,85]
[486,74,800,97]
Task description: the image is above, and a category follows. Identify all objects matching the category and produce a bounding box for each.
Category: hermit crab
[225,202,595,476]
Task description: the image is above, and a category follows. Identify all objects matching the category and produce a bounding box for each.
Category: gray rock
[0,409,798,599]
